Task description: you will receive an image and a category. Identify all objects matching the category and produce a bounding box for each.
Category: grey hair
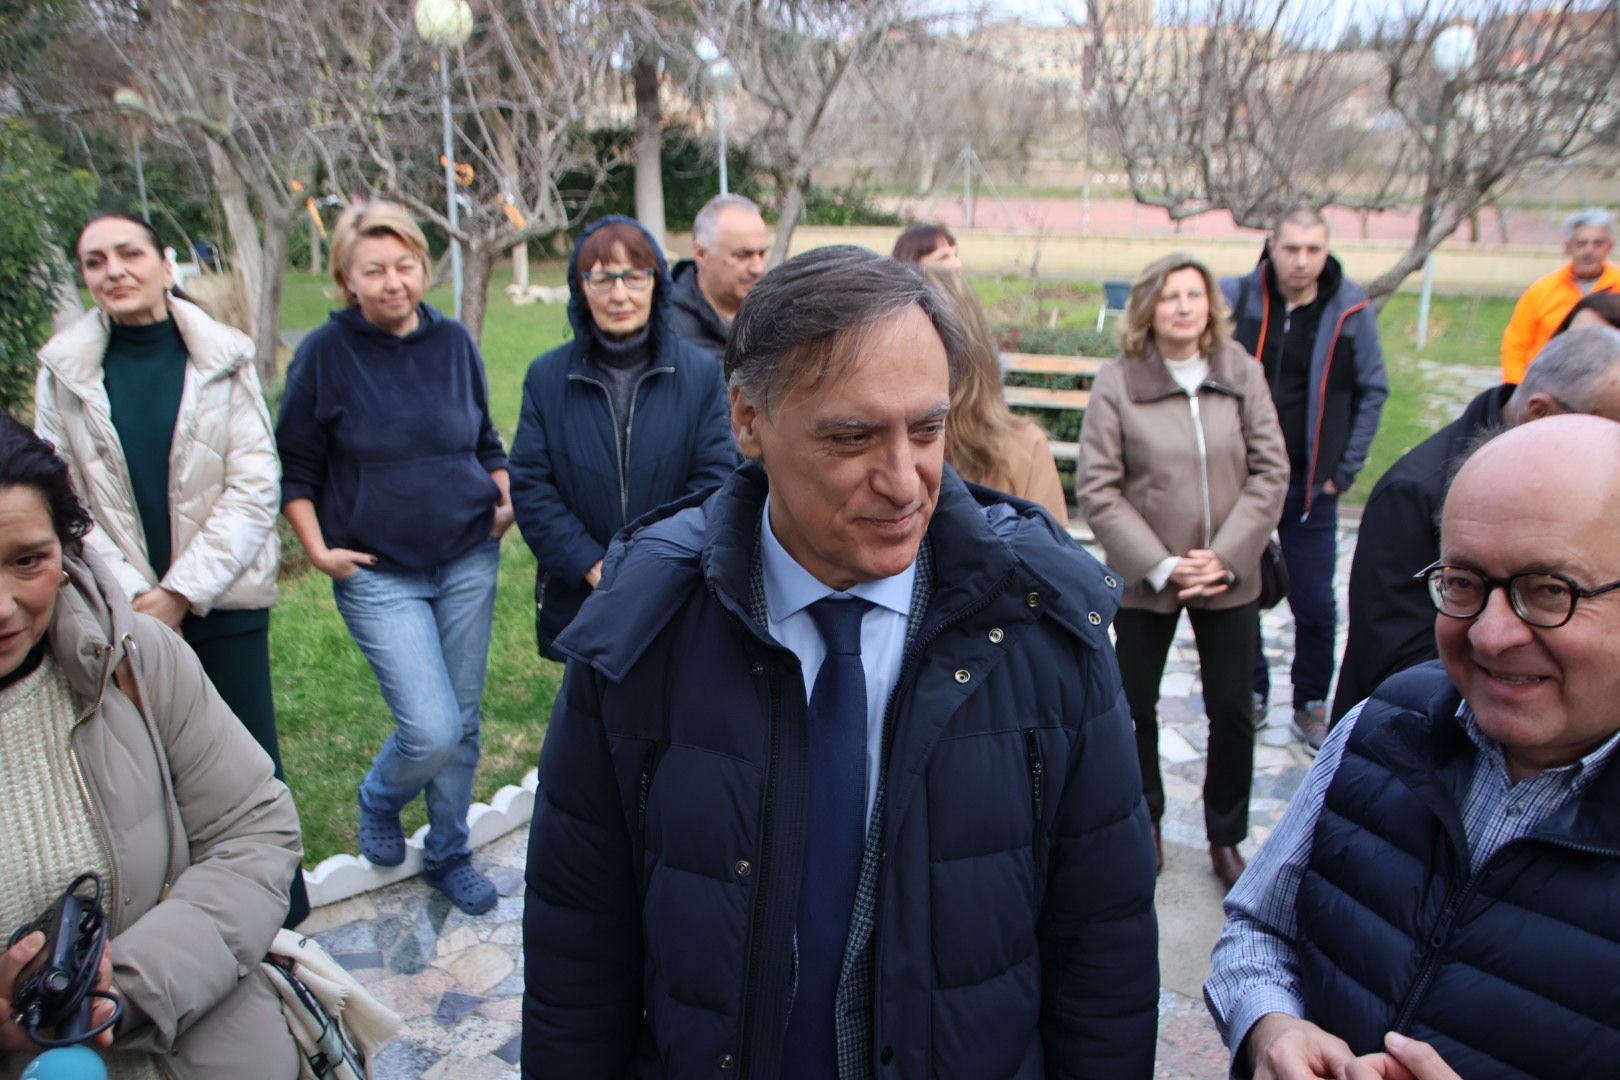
[693,193,763,250]
[725,245,970,413]
[1512,326,1620,414]
[1565,208,1614,240]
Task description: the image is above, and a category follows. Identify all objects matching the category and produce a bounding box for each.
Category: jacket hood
[47,548,139,712]
[556,461,1119,682]
[565,215,674,352]
[39,296,256,395]
[330,301,449,344]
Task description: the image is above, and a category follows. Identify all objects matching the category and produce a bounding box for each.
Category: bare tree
[330,0,611,340]
[1086,0,1620,305]
[707,0,911,263]
[91,0,344,379]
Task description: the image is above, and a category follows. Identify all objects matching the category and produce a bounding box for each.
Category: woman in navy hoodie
[276,201,512,914]
[509,216,736,660]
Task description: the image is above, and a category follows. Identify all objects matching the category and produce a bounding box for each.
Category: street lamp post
[1418,23,1478,350]
[695,39,733,197]
[414,0,474,320]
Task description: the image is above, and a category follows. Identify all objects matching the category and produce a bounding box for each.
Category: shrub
[0,120,96,415]
[995,324,1116,358]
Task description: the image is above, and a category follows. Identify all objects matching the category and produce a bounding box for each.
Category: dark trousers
[186,619,311,928]
[1253,482,1339,707]
[1116,601,1258,847]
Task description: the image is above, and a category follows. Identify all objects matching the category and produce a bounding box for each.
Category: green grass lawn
[273,260,1511,865]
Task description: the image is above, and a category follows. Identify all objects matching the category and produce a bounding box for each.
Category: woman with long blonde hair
[922,268,1068,524]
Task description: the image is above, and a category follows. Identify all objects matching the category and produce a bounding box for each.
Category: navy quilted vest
[1296,662,1620,1078]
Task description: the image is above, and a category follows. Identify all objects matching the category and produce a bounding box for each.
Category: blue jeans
[333,537,501,870]
[1253,482,1338,707]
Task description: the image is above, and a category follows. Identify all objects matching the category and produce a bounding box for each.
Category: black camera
[7,873,121,1047]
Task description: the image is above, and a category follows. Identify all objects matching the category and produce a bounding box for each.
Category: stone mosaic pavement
[299,517,1362,1078]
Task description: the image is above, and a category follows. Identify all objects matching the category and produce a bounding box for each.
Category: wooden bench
[1001,352,1109,461]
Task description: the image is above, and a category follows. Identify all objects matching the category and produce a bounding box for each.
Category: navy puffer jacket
[508,215,737,659]
[522,462,1159,1078]
[1298,662,1620,1077]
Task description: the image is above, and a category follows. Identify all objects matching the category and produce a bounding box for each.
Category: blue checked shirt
[1205,698,1620,1065]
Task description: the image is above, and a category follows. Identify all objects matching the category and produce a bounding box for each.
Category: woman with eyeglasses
[275,200,512,914]
[509,215,737,660]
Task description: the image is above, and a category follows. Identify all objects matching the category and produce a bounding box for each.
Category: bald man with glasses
[1206,414,1620,1080]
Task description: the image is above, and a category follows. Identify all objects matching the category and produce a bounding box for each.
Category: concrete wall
[777,226,1568,295]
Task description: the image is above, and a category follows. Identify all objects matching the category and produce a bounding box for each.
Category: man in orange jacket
[1501,208,1617,383]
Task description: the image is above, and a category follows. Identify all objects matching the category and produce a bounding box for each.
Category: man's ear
[731,387,763,460]
[1521,391,1565,422]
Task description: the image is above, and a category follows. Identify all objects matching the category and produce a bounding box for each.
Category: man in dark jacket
[666,193,770,358]
[1206,414,1620,1080]
[1331,326,1620,723]
[1222,206,1387,752]
[522,246,1159,1079]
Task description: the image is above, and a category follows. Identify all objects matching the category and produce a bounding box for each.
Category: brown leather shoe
[1210,845,1246,892]
[1152,821,1164,874]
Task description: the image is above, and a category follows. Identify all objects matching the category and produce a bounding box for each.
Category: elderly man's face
[1566,225,1614,280]
[696,208,770,314]
[732,304,950,591]
[1438,433,1620,779]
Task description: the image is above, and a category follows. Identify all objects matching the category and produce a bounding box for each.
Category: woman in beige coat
[34,212,305,924]
[922,268,1070,524]
[1077,253,1287,891]
[0,416,302,1078]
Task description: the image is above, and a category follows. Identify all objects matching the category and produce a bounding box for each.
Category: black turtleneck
[104,317,188,576]
[589,324,655,474]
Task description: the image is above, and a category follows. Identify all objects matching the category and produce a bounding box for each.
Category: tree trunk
[1363,205,1467,308]
[253,213,290,383]
[769,176,808,267]
[633,55,666,252]
[460,241,496,344]
[512,241,529,293]
[207,143,263,337]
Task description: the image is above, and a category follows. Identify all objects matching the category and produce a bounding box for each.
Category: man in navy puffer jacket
[522,246,1159,1078]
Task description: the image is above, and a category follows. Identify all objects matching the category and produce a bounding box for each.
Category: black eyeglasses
[580,268,656,294]
[1416,561,1620,629]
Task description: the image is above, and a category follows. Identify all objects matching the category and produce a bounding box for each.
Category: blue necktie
[783,596,871,1079]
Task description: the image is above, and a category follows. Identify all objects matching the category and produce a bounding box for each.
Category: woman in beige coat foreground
[1077,252,1287,892]
[34,212,304,925]
[0,417,301,1079]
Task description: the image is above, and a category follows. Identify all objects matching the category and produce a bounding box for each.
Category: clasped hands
[1169,548,1232,602]
[1249,1014,1462,1080]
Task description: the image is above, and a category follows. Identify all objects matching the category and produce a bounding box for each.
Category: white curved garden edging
[304,767,538,908]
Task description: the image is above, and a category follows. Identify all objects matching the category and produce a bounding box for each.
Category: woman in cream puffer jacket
[34,212,306,925]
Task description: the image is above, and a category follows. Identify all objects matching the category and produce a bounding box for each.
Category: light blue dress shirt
[759,497,914,827]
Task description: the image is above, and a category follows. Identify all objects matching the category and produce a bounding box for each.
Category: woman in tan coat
[1077,253,1287,890]
[922,268,1069,524]
[0,416,302,1078]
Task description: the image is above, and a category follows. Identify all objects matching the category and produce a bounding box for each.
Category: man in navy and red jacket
[1222,205,1387,752]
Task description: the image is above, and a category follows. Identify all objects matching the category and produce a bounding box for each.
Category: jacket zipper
[637,741,659,835]
[1385,829,1620,1034]
[737,655,784,1075]
[567,366,674,524]
[1186,392,1214,547]
[1022,728,1045,868]
[1302,300,1367,521]
[70,645,122,923]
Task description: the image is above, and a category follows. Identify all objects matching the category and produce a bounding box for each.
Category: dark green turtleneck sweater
[103,318,187,577]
